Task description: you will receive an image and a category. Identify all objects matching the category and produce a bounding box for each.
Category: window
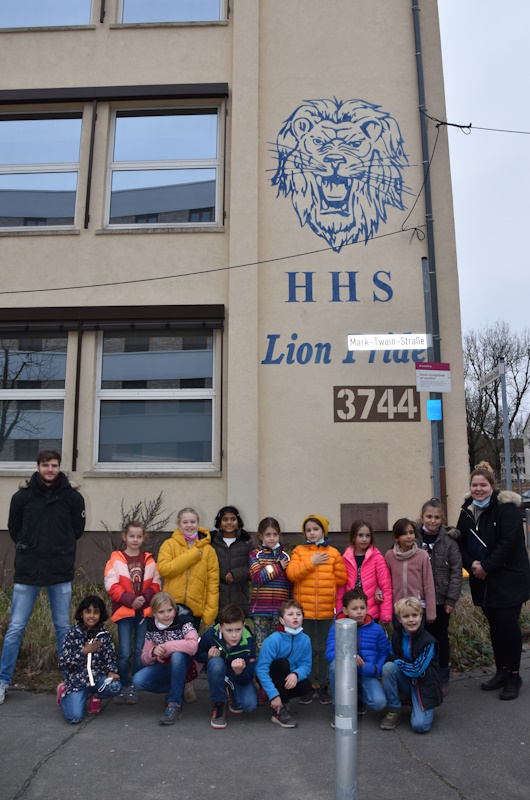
[0,114,82,228]
[0,0,92,28]
[96,330,215,466]
[121,0,222,24]
[108,109,219,227]
[0,335,67,463]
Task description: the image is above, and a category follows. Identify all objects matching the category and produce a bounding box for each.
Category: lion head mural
[271,98,409,252]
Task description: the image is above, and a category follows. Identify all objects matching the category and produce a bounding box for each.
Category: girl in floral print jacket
[57,595,121,723]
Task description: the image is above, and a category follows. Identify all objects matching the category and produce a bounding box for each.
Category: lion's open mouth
[315,175,353,216]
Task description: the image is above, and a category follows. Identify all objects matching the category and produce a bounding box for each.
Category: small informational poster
[415,362,451,393]
[427,399,442,421]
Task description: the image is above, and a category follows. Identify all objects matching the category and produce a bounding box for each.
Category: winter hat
[302,514,329,537]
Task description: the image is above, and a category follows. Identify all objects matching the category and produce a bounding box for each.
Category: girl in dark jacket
[457,462,530,701]
[416,498,462,693]
[211,506,253,618]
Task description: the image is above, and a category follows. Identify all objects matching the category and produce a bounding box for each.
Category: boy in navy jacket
[196,603,257,729]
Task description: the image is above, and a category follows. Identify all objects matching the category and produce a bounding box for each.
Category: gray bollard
[334,617,358,800]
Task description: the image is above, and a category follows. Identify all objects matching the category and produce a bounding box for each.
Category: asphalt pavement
[0,650,528,800]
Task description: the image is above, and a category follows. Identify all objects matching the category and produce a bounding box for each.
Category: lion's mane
[271,98,409,252]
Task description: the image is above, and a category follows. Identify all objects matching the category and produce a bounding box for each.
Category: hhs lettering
[285,271,393,303]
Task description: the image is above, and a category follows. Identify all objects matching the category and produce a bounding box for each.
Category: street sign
[415,362,451,392]
[347,333,429,351]
[479,363,504,390]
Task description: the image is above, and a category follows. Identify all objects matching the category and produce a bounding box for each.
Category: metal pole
[422,257,441,500]
[526,509,530,549]
[334,618,357,800]
[500,357,512,490]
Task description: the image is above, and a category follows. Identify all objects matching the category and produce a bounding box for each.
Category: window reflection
[114,112,217,161]
[0,0,92,28]
[122,0,221,24]
[109,170,215,225]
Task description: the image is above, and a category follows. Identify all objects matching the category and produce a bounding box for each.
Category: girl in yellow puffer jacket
[286,514,347,704]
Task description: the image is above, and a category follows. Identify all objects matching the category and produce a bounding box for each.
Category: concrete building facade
[0,0,468,550]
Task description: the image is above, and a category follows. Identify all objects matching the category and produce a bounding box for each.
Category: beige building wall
[0,0,468,539]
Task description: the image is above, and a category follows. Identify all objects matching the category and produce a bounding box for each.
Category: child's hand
[131,596,145,610]
[374,589,383,603]
[231,658,246,675]
[279,556,289,569]
[284,672,298,690]
[152,644,166,659]
[444,604,454,615]
[270,695,282,711]
[311,552,329,565]
[356,655,366,668]
[83,640,102,654]
[208,646,221,659]
[225,572,233,584]
[107,671,119,681]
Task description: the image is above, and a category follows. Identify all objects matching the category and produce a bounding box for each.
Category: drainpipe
[412,0,446,507]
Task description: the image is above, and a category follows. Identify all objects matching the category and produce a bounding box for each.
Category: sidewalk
[1,650,528,800]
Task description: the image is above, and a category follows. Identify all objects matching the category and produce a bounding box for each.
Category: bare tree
[463,322,530,477]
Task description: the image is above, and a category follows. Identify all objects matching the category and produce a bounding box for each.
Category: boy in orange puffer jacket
[286,514,346,704]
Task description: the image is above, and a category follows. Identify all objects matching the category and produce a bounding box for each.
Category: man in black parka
[0,449,85,703]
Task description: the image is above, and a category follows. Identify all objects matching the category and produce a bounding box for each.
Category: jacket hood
[23,471,80,492]
[211,528,252,543]
[172,525,211,543]
[343,544,377,564]
[463,489,521,510]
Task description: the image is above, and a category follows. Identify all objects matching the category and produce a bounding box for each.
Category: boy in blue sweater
[380,596,442,733]
[326,588,389,722]
[196,604,257,729]
[255,600,312,728]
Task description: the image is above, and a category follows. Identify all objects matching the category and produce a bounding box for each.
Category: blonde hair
[151,591,177,615]
[177,507,200,524]
[470,461,495,487]
[394,596,423,618]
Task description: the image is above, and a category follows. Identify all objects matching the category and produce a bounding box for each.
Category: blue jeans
[60,676,122,724]
[329,659,387,711]
[0,582,72,685]
[206,656,258,712]
[132,651,190,705]
[116,616,147,686]
[382,661,434,733]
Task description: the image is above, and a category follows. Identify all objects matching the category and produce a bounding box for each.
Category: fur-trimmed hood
[463,489,521,509]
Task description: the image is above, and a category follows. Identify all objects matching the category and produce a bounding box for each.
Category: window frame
[118,0,225,25]
[105,105,222,229]
[0,111,83,231]
[0,333,68,468]
[94,328,218,471]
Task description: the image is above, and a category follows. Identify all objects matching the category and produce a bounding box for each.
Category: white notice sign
[347,333,430,351]
[415,362,452,393]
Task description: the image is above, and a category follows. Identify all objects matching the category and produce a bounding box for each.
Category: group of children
[55,499,462,733]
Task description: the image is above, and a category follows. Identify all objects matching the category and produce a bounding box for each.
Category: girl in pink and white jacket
[132,592,199,725]
[337,520,392,624]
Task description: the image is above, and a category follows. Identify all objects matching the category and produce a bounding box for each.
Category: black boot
[480,668,507,691]
[499,672,522,701]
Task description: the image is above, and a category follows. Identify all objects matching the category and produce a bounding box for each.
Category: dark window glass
[0,399,64,462]
[0,336,68,389]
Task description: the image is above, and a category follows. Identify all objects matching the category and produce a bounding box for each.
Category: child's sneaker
[88,696,101,714]
[227,692,243,714]
[380,710,400,730]
[271,705,297,728]
[183,681,197,703]
[298,688,315,704]
[56,682,66,706]
[114,689,127,704]
[125,685,139,704]
[159,701,182,725]
[211,702,227,729]
[358,701,367,715]
[317,684,333,705]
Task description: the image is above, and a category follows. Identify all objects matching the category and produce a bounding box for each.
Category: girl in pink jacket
[337,520,392,624]
[132,592,199,726]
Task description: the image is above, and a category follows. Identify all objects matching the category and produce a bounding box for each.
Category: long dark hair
[214,505,244,530]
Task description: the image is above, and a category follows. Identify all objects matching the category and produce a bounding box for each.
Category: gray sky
[438,1,530,333]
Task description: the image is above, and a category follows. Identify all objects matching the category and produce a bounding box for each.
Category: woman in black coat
[457,462,530,701]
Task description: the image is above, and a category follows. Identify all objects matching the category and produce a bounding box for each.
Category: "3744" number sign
[333,386,421,422]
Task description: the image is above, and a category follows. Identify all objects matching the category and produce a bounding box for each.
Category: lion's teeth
[322,200,329,210]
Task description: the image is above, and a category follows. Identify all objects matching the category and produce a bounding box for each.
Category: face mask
[307,537,325,545]
[182,530,199,541]
[472,497,491,509]
[284,625,303,636]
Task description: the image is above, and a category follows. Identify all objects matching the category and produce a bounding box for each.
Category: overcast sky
[437,1,530,334]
